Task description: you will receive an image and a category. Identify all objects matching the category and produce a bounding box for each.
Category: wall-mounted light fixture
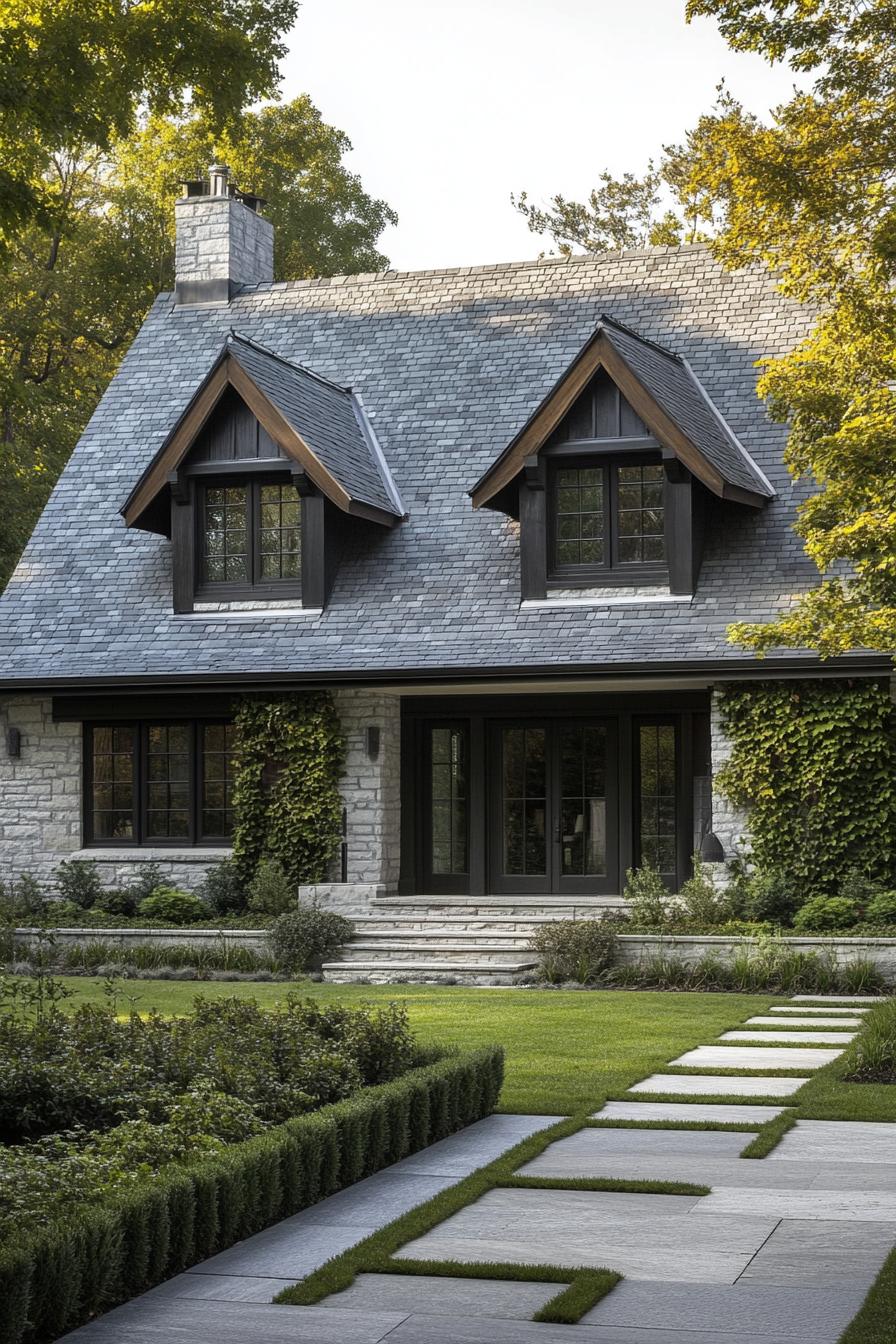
[6,727,21,759]
[365,725,381,761]
[699,830,725,862]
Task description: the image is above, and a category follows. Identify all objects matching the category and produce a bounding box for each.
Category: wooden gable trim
[470,332,767,510]
[122,353,398,530]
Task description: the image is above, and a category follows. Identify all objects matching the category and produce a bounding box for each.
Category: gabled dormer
[121,332,404,613]
[470,316,775,599]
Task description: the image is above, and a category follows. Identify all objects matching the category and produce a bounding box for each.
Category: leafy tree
[513,158,714,256]
[0,0,300,237]
[681,0,896,655]
[0,100,396,586]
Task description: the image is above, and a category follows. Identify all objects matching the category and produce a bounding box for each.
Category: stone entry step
[334,944,534,967]
[321,959,537,985]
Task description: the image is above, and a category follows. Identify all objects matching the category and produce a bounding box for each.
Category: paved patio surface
[60,993,892,1344]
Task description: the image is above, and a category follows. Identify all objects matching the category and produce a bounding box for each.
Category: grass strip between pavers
[500,1175,710,1196]
[586,1116,765,1133]
[274,1114,630,1323]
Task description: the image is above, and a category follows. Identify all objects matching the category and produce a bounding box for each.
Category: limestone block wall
[0,690,403,904]
[174,195,274,289]
[0,695,82,882]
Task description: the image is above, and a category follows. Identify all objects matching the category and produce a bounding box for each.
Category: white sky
[279,0,802,273]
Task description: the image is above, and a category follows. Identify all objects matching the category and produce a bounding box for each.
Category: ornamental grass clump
[843,998,896,1083]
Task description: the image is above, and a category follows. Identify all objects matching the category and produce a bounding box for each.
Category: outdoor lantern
[365,725,381,761]
[5,727,21,758]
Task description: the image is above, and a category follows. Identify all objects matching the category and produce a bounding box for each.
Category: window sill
[521,588,692,610]
[71,848,232,863]
[182,601,322,618]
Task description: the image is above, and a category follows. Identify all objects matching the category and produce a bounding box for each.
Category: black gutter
[0,654,891,697]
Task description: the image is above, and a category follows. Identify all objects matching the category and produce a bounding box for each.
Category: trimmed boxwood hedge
[0,1045,503,1344]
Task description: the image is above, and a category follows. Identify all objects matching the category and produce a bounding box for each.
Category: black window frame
[83,719,236,848]
[195,473,303,602]
[547,452,667,586]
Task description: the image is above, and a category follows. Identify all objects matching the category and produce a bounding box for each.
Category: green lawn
[59,978,775,1113]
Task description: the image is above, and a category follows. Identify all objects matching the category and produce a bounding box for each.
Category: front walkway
[63,995,892,1343]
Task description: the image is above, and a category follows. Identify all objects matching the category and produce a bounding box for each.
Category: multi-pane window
[200,480,301,592]
[617,464,665,564]
[202,486,249,584]
[90,727,136,841]
[638,722,677,879]
[554,468,605,567]
[259,483,301,581]
[86,721,236,846]
[550,459,665,578]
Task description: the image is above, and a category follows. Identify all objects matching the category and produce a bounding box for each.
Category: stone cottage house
[0,169,889,972]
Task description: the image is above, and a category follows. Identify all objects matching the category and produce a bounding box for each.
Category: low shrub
[128,864,167,903]
[792,894,860,932]
[623,863,670,928]
[0,1044,503,1344]
[865,891,896,927]
[201,860,248,916]
[137,888,208,924]
[269,903,353,972]
[530,918,618,984]
[677,854,731,927]
[247,859,295,917]
[0,873,45,921]
[55,860,104,910]
[742,867,800,925]
[93,887,138,917]
[843,998,896,1082]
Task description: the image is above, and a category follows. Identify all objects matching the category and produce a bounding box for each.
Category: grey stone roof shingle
[225,333,401,516]
[598,315,774,499]
[0,245,856,685]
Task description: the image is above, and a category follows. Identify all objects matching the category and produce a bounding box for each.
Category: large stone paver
[719,1030,856,1045]
[790,994,887,1003]
[594,1101,787,1124]
[629,1074,809,1098]
[737,1218,896,1288]
[320,1272,560,1319]
[395,1187,777,1283]
[698,1186,896,1221]
[668,1045,842,1070]
[767,1119,896,1166]
[61,1300,409,1342]
[769,1005,871,1015]
[745,1016,862,1028]
[580,1281,869,1341]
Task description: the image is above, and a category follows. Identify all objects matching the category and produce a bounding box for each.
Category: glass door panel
[501,726,547,878]
[422,722,469,893]
[637,721,678,884]
[559,724,607,877]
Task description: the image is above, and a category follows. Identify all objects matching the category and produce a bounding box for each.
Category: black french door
[487,719,619,895]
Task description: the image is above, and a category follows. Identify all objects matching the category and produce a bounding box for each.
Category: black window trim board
[83,719,235,848]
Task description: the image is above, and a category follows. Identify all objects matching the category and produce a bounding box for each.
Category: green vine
[717,679,896,896]
[230,692,345,887]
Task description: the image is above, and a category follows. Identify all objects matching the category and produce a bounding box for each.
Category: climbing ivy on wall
[717,680,896,897]
[231,692,345,887]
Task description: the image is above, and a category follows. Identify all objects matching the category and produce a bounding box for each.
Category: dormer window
[120,331,404,615]
[469,315,775,601]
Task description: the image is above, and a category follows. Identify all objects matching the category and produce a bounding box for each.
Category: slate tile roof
[0,244,855,685]
[597,315,774,499]
[224,333,402,516]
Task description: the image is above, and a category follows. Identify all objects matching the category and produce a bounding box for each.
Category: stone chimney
[174,164,274,305]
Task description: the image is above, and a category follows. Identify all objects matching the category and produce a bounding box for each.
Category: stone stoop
[321,894,627,985]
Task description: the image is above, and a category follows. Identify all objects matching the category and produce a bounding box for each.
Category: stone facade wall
[709,686,750,862]
[0,695,82,882]
[174,195,274,290]
[0,690,403,904]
